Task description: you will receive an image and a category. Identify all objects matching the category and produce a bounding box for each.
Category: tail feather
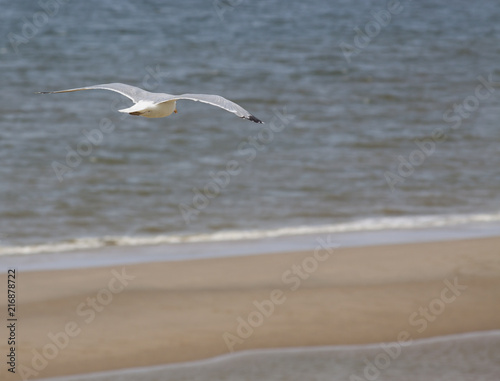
[118,101,149,114]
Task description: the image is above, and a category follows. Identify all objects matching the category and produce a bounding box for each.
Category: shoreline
[1,220,500,272]
[40,330,500,381]
[0,236,499,379]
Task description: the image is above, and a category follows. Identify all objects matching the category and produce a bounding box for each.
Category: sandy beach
[1,236,499,380]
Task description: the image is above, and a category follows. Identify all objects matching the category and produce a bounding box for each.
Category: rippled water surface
[1,0,499,253]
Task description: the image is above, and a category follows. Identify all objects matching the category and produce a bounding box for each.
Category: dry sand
[1,236,499,380]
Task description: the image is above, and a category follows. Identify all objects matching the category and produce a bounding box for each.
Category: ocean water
[1,0,500,255]
[42,330,500,381]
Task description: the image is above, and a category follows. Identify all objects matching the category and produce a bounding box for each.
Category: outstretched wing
[37,84,263,123]
[167,94,263,123]
[36,83,161,104]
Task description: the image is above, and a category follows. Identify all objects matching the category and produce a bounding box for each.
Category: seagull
[36,83,263,123]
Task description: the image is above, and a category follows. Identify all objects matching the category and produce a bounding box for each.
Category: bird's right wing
[36,83,155,104]
[167,93,263,123]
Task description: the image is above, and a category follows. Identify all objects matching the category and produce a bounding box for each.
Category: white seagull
[37,83,263,123]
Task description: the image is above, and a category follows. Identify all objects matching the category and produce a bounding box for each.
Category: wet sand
[1,236,499,380]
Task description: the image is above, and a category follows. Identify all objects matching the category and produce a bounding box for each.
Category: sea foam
[1,211,499,256]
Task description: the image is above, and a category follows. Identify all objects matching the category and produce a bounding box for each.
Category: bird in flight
[37,83,263,123]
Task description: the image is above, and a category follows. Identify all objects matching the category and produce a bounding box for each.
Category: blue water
[1,0,500,254]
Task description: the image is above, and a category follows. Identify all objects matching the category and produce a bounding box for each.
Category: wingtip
[247,115,264,124]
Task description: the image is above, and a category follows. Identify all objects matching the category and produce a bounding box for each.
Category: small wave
[39,330,500,381]
[1,211,499,256]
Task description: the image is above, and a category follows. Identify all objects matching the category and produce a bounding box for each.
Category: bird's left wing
[165,94,263,123]
[36,83,156,104]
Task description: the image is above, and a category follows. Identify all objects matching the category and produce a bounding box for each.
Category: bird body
[119,99,177,118]
[37,83,263,123]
